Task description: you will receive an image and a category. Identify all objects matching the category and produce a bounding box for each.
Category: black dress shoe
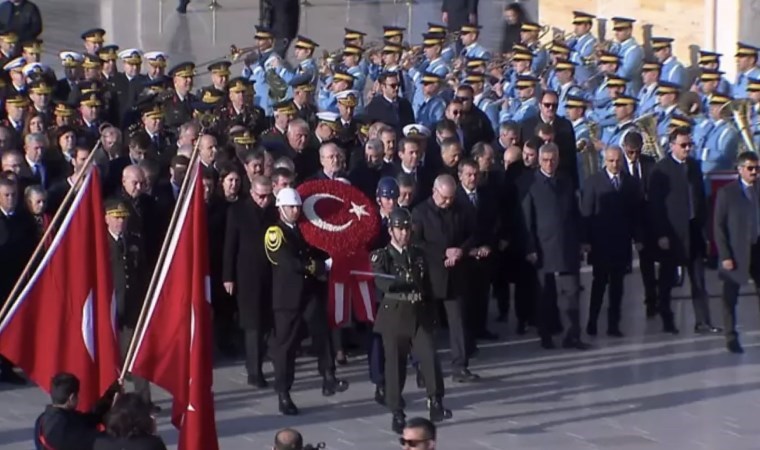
[516,322,527,335]
[278,393,298,415]
[476,330,499,341]
[540,336,556,349]
[495,313,508,323]
[335,350,348,366]
[586,323,597,336]
[727,340,744,354]
[416,369,425,389]
[606,329,624,338]
[0,370,26,385]
[645,304,658,319]
[374,385,386,406]
[451,368,480,383]
[247,374,268,389]
[427,397,452,422]
[562,337,591,350]
[694,323,722,334]
[663,322,679,335]
[322,376,349,396]
[391,410,406,434]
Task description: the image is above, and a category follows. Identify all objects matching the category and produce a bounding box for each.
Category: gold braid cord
[264,226,284,264]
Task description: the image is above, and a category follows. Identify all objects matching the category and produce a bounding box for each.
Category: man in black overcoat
[223,175,276,387]
[365,72,415,135]
[580,146,641,337]
[648,127,720,335]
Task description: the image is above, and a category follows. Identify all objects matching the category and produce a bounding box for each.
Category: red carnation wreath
[297,180,380,328]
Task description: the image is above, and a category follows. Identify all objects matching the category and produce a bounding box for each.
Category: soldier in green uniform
[371,207,452,434]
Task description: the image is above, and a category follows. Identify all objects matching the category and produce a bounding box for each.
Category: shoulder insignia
[370,248,386,266]
[265,225,284,256]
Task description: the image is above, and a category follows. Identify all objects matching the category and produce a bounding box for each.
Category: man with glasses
[453,84,495,150]
[714,152,760,353]
[521,90,580,189]
[400,417,437,450]
[649,127,721,335]
[366,71,414,134]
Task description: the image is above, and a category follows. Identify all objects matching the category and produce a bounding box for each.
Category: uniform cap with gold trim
[168,61,196,78]
[549,41,570,54]
[140,102,164,119]
[59,51,83,67]
[656,81,680,95]
[699,68,723,82]
[554,61,575,71]
[466,57,488,68]
[97,45,119,62]
[427,23,447,34]
[254,25,274,40]
[21,39,42,54]
[231,130,256,145]
[512,49,533,61]
[709,92,732,105]
[81,28,106,44]
[54,101,75,117]
[421,72,443,84]
[515,75,539,89]
[104,198,130,218]
[651,37,674,51]
[669,114,693,129]
[572,11,595,24]
[460,23,481,34]
[747,78,760,92]
[698,50,721,65]
[736,42,760,57]
[317,111,340,129]
[144,51,168,67]
[402,123,431,137]
[383,26,405,38]
[227,76,252,93]
[288,73,314,91]
[3,56,25,72]
[611,17,635,30]
[207,60,231,76]
[344,28,366,40]
[275,187,302,207]
[598,51,620,64]
[336,89,359,106]
[29,79,53,95]
[606,74,629,87]
[612,94,637,106]
[6,93,28,107]
[382,41,403,54]
[294,35,318,50]
[79,93,102,107]
[78,80,102,96]
[82,53,102,69]
[342,44,364,56]
[521,22,541,32]
[565,94,587,109]
[422,32,444,46]
[0,30,17,44]
[642,59,661,72]
[199,87,224,104]
[118,48,143,65]
[273,99,296,115]
[332,69,355,84]
[464,71,486,84]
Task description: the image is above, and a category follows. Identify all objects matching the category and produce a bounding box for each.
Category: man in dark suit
[522,143,589,350]
[104,198,151,405]
[265,188,348,415]
[412,174,480,382]
[365,71,414,134]
[520,91,579,189]
[0,176,36,384]
[390,138,435,206]
[0,0,42,43]
[224,175,276,385]
[456,84,495,151]
[18,132,50,190]
[622,131,659,318]
[580,146,641,337]
[441,0,478,32]
[714,151,760,353]
[649,127,720,335]
[348,138,391,199]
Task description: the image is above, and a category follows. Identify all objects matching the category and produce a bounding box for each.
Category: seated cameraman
[274,428,303,450]
[34,372,120,450]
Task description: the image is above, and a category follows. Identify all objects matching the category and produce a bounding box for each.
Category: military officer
[0,30,18,67]
[734,43,760,99]
[371,207,451,434]
[162,61,196,131]
[651,37,686,87]
[520,22,548,75]
[638,60,661,115]
[205,61,231,92]
[289,74,318,129]
[412,72,446,130]
[81,28,105,55]
[748,78,760,150]
[113,48,146,125]
[467,72,499,132]
[219,77,268,136]
[265,188,349,416]
[20,39,42,63]
[567,11,597,85]
[693,50,732,94]
[142,51,167,82]
[555,61,585,117]
[459,23,491,61]
[609,17,644,92]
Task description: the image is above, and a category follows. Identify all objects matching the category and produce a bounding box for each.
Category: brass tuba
[634,113,666,159]
[725,99,757,153]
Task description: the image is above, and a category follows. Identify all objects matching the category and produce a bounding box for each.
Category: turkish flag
[128,163,219,450]
[0,168,120,411]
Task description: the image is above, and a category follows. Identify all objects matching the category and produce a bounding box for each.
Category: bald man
[120,164,159,264]
[412,174,480,382]
[273,428,303,450]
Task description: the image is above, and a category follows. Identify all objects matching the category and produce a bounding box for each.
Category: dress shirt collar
[0,206,13,217]
[108,229,121,241]
[390,241,405,254]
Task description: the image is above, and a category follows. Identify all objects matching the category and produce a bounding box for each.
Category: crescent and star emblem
[302,193,370,233]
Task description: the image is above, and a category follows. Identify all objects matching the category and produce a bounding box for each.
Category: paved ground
[3,1,760,449]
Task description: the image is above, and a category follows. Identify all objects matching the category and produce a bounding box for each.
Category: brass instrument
[725,99,758,153]
[266,68,289,104]
[318,49,342,77]
[634,113,666,159]
[194,44,257,75]
[582,39,613,65]
[400,44,424,69]
[578,120,601,178]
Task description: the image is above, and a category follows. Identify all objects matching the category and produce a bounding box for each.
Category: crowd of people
[0,0,758,444]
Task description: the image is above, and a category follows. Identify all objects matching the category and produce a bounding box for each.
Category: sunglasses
[542,102,558,108]
[399,438,430,448]
[744,165,759,172]
[455,96,472,102]
[674,142,694,149]
[386,83,399,89]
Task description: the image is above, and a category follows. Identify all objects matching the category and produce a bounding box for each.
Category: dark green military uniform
[371,242,444,413]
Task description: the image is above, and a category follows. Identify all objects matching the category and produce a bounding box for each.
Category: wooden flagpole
[118,133,204,382]
[0,139,103,323]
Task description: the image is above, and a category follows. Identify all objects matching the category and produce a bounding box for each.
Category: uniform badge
[371,252,379,263]
[265,226,284,253]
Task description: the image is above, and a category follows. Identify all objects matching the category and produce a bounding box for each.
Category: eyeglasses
[542,102,558,109]
[674,142,694,149]
[386,83,399,89]
[743,165,759,172]
[399,438,430,448]
[455,96,472,102]
[450,110,463,116]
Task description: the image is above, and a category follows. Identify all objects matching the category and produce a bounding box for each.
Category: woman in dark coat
[93,394,166,450]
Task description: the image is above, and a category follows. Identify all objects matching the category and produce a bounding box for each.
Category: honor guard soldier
[317,69,354,113]
[162,61,196,132]
[4,56,26,96]
[265,188,349,416]
[567,11,597,85]
[144,51,168,82]
[276,36,319,86]
[651,37,686,88]
[205,61,231,92]
[0,30,18,65]
[733,42,760,99]
[520,21,548,75]
[609,17,643,92]
[81,28,105,54]
[460,23,491,61]
[289,73,318,129]
[20,39,42,63]
[412,72,446,130]
[221,77,268,136]
[600,95,637,148]
[467,72,499,132]
[694,50,732,94]
[371,207,451,434]
[638,59,661,115]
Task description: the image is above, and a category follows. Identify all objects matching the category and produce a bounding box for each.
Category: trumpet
[400,44,424,69]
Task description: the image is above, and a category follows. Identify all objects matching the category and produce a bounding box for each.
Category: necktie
[632,163,640,181]
[684,162,695,219]
[468,192,478,206]
[611,176,620,191]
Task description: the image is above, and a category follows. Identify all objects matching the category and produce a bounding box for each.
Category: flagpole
[119,131,205,383]
[0,139,103,323]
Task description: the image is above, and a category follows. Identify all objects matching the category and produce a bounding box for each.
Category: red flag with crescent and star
[128,161,219,450]
[297,180,380,328]
[0,167,120,412]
